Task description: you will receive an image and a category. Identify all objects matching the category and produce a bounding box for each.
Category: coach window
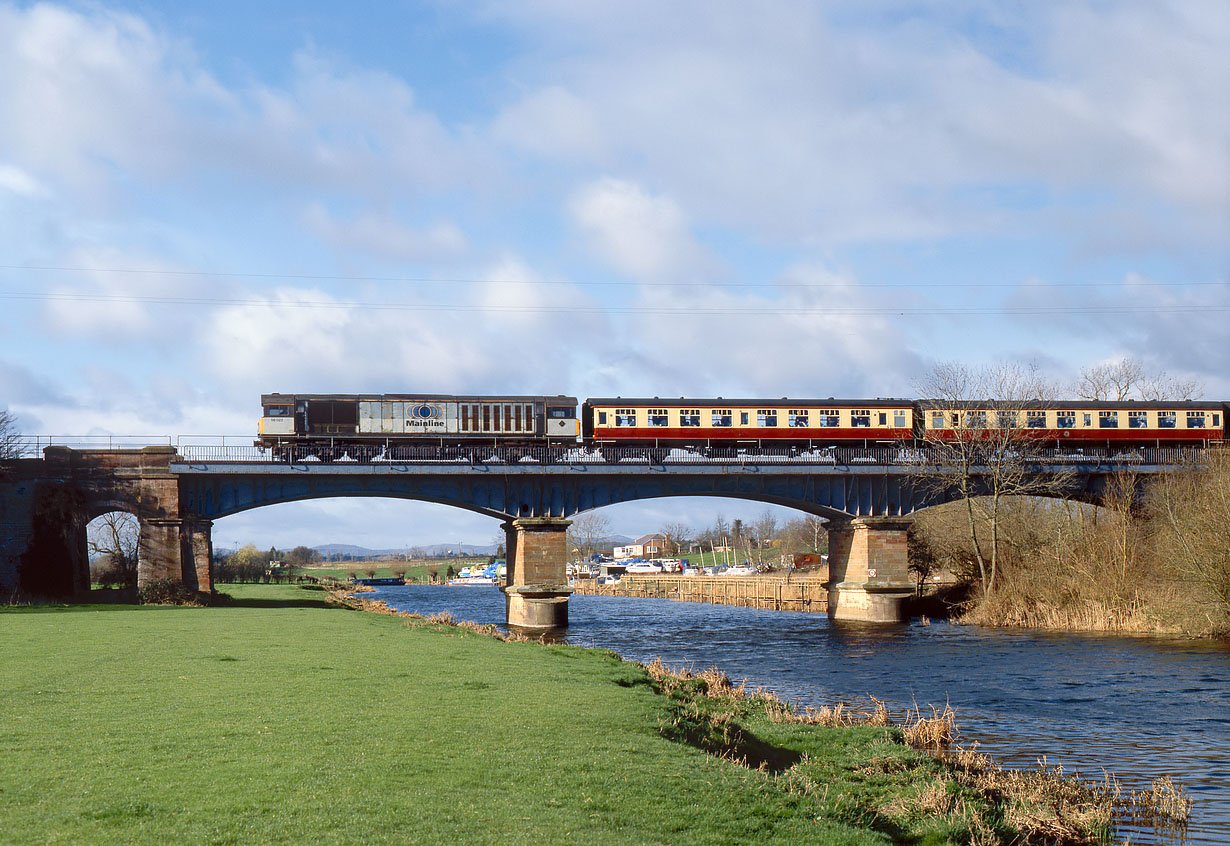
[1187,411,1206,428]
[878,412,887,426]
[1158,411,1175,428]
[931,411,945,429]
[1057,411,1076,429]
[680,409,700,427]
[817,409,839,427]
[1027,411,1047,428]
[789,409,809,428]
[649,408,669,427]
[598,411,608,425]
[851,409,871,427]
[1099,411,1118,428]
[1083,413,1092,427]
[894,410,906,428]
[615,408,637,427]
[1215,413,1222,427]
[712,409,732,427]
[739,412,749,425]
[968,410,987,428]
[1129,411,1148,429]
[757,409,777,427]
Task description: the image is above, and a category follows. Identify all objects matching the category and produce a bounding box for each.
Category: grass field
[2,584,1069,844]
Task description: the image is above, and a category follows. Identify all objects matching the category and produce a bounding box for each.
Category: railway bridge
[0,444,1190,627]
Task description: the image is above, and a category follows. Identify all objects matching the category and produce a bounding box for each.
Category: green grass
[293,559,487,583]
[2,584,1016,844]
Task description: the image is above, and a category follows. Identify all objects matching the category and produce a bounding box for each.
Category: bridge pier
[502,517,573,633]
[138,517,213,596]
[826,517,914,623]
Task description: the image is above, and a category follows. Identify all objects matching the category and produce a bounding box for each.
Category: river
[368,584,1230,844]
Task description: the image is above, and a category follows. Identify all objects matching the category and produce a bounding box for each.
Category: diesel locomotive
[258,392,1226,458]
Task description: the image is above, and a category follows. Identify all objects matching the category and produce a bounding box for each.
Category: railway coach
[917,399,1226,447]
[257,393,579,460]
[581,397,916,450]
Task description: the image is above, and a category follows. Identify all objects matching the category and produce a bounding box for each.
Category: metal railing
[167,443,1203,467]
[9,435,1203,467]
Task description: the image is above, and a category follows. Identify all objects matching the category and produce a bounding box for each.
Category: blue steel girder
[170,461,1170,522]
[169,462,986,522]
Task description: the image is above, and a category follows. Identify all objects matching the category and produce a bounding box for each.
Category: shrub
[139,579,203,606]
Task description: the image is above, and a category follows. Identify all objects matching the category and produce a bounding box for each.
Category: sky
[1,1,1227,549]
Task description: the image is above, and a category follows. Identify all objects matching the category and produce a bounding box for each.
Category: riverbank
[2,584,1181,844]
[572,573,829,613]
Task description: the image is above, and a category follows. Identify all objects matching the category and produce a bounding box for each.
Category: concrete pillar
[826,517,914,623]
[502,517,573,632]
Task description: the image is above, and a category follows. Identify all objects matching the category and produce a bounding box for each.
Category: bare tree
[916,361,1075,597]
[88,512,139,588]
[750,510,779,567]
[1150,451,1230,620]
[567,511,611,562]
[659,522,692,555]
[1077,357,1203,401]
[1,409,26,460]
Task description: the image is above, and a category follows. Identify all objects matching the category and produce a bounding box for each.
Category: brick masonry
[826,517,914,623]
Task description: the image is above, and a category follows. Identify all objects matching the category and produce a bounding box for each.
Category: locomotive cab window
[1187,411,1206,428]
[1099,411,1118,428]
[757,409,777,427]
[1129,411,1148,429]
[851,409,871,428]
[648,409,669,427]
[548,407,575,419]
[1027,411,1047,428]
[1158,411,1176,428]
[680,409,701,427]
[615,409,637,427]
[788,409,809,428]
[1057,412,1076,429]
[264,404,292,417]
[712,409,732,427]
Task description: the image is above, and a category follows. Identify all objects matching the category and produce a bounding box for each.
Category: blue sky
[1,1,1226,548]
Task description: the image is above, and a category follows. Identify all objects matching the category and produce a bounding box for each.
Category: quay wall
[572,574,829,614]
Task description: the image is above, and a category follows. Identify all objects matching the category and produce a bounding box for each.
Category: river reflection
[370,585,1230,845]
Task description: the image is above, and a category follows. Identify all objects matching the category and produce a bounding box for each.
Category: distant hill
[312,542,498,560]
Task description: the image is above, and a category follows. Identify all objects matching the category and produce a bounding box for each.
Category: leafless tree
[1150,451,1230,620]
[750,510,779,566]
[1077,357,1202,401]
[567,511,611,562]
[659,521,691,555]
[916,361,1075,597]
[88,511,139,588]
[1,409,27,460]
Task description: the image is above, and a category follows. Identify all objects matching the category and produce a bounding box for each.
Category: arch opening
[86,510,139,596]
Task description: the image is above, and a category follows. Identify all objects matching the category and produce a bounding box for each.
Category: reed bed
[574,574,830,613]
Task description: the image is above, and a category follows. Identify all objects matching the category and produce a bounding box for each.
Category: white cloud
[0,163,46,197]
[301,203,468,260]
[569,178,713,281]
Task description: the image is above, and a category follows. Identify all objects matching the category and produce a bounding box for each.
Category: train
[257,393,1226,459]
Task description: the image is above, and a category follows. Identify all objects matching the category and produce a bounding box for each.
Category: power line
[0,289,1226,317]
[0,263,1225,291]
